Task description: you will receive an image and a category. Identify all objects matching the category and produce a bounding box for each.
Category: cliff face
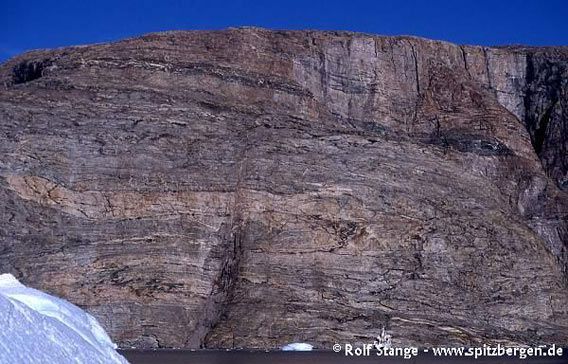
[0,28,567,349]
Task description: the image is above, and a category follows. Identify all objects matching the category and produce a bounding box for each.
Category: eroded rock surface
[0,28,567,348]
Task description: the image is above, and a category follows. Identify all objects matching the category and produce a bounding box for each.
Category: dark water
[119,350,568,364]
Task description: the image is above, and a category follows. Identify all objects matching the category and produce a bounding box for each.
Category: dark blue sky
[1,0,567,62]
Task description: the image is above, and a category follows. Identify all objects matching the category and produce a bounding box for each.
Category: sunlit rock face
[0,28,567,349]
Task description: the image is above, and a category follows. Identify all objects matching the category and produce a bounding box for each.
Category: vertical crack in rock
[314,36,329,102]
[410,41,421,126]
[184,221,244,348]
[190,126,250,348]
[483,47,494,91]
[410,42,421,95]
[460,46,469,74]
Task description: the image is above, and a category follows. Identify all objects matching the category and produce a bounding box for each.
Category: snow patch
[0,273,128,364]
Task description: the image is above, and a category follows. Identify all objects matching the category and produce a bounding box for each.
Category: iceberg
[281,342,313,351]
[0,273,128,364]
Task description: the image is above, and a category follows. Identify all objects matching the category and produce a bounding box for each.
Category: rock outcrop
[0,28,567,349]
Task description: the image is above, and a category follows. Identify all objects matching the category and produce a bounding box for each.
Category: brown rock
[0,28,566,348]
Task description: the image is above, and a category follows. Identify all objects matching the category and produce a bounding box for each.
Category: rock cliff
[0,28,567,349]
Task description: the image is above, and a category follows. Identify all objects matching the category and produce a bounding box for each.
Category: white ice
[281,342,314,351]
[0,273,128,364]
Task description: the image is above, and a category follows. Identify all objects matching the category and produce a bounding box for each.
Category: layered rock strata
[0,28,567,348]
